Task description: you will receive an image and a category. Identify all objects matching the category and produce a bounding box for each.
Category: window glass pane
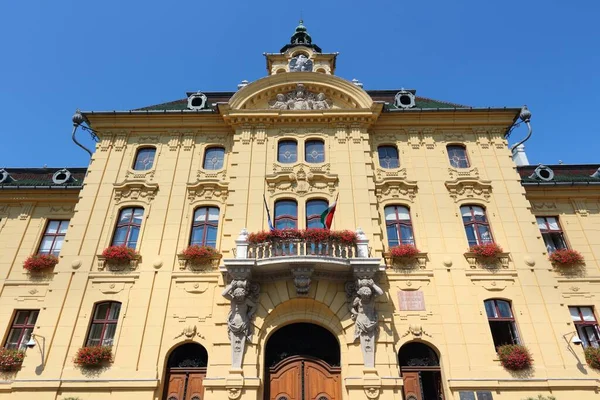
[549,232,567,251]
[88,323,103,341]
[478,225,493,243]
[378,146,399,169]
[472,207,487,221]
[108,303,121,321]
[275,219,296,230]
[581,307,596,322]
[206,226,218,247]
[207,207,220,221]
[102,324,117,346]
[547,217,560,230]
[190,226,205,245]
[112,227,127,246]
[39,236,54,253]
[400,226,415,245]
[133,148,156,170]
[306,200,327,216]
[387,225,399,247]
[465,225,477,246]
[484,301,496,318]
[497,301,513,318]
[29,310,39,325]
[384,206,397,221]
[132,209,143,224]
[278,141,297,163]
[570,307,582,321]
[203,147,225,170]
[194,208,207,222]
[397,206,410,220]
[19,328,32,349]
[447,146,469,168]
[307,219,323,229]
[58,221,69,234]
[46,220,59,234]
[94,303,110,320]
[275,201,297,217]
[542,233,557,253]
[14,311,29,325]
[127,226,139,248]
[536,217,547,230]
[305,141,325,163]
[53,237,64,254]
[119,208,133,222]
[6,329,22,347]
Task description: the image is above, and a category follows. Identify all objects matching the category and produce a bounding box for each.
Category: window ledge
[97,255,141,272]
[383,252,428,269]
[464,252,510,269]
[177,254,222,271]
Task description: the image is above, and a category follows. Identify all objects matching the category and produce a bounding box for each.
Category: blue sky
[1,1,598,167]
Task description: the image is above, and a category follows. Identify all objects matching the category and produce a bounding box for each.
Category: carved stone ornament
[266,163,338,196]
[289,55,314,72]
[222,273,260,368]
[187,179,229,204]
[447,166,479,181]
[401,325,432,339]
[445,178,492,203]
[269,84,331,110]
[174,325,201,340]
[346,270,383,368]
[113,181,158,204]
[290,266,314,295]
[365,387,381,400]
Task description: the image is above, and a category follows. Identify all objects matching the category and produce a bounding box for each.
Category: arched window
[385,205,414,247]
[112,207,144,248]
[305,140,325,163]
[278,140,298,163]
[377,146,399,169]
[447,145,470,168]
[484,299,520,348]
[203,147,225,170]
[274,200,297,229]
[306,199,328,228]
[86,302,121,347]
[460,205,493,246]
[133,147,156,171]
[190,207,220,248]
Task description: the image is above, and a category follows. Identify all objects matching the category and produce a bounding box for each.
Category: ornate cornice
[266,162,337,196]
[113,181,159,204]
[374,168,418,203]
[445,177,492,203]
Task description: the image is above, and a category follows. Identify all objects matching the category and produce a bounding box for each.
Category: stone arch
[160,342,209,400]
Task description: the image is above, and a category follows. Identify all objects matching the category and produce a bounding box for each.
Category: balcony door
[163,343,208,400]
[398,342,444,400]
[265,323,340,400]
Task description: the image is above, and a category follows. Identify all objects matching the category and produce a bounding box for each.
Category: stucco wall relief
[113,181,159,204]
[266,162,338,196]
[445,178,492,203]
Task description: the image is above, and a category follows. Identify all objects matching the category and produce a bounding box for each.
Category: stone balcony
[222,228,383,295]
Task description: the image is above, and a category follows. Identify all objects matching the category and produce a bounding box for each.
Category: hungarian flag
[320,194,338,230]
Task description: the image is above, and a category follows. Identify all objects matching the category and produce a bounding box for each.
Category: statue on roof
[289,54,313,72]
[268,84,331,110]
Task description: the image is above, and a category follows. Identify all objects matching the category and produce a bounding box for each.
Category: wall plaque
[397,290,425,311]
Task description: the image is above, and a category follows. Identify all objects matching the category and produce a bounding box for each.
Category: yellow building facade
[1,22,599,400]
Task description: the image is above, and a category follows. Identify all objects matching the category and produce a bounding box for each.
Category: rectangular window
[484,299,520,348]
[112,208,144,248]
[461,205,493,246]
[536,216,568,253]
[4,310,39,350]
[384,205,415,247]
[87,302,121,347]
[190,207,219,248]
[570,306,600,348]
[38,220,69,256]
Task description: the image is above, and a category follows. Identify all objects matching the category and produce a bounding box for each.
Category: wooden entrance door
[402,372,422,400]
[164,367,206,400]
[268,356,341,400]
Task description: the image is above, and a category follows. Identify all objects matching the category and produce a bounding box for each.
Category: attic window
[529,165,554,181]
[394,90,415,109]
[52,169,72,185]
[0,169,13,184]
[187,92,208,110]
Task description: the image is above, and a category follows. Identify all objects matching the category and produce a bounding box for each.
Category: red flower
[497,344,532,370]
[549,249,584,266]
[0,348,25,371]
[470,243,503,258]
[584,346,600,370]
[328,230,358,246]
[303,228,332,243]
[23,254,58,272]
[74,346,113,367]
[248,231,271,244]
[101,246,138,263]
[180,245,219,262]
[389,244,420,259]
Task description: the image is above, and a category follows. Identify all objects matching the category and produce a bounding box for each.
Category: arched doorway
[163,342,208,400]
[398,342,444,400]
[265,323,341,400]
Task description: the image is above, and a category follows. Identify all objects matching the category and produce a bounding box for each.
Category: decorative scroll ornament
[445,178,492,203]
[374,168,418,203]
[269,84,331,110]
[113,181,159,204]
[266,163,338,196]
[222,278,260,368]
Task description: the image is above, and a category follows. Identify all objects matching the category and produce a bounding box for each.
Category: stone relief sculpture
[222,279,259,368]
[348,278,383,368]
[289,54,313,72]
[268,83,331,110]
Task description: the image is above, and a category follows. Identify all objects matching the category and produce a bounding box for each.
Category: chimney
[512,144,529,166]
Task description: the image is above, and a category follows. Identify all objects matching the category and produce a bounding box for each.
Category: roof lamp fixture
[52,168,72,184]
[509,105,533,154]
[71,109,99,157]
[394,90,415,109]
[529,164,554,181]
[187,91,208,110]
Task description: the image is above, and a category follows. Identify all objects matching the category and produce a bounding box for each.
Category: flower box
[178,245,222,271]
[549,249,584,267]
[23,254,58,272]
[98,246,140,271]
[470,243,504,258]
[383,245,427,269]
[247,228,357,246]
[74,346,113,367]
[464,243,509,269]
[584,346,600,369]
[497,344,532,370]
[0,348,25,372]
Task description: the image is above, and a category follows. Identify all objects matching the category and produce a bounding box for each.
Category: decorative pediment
[113,181,158,204]
[187,178,229,204]
[266,163,337,196]
[269,84,332,110]
[445,178,492,203]
[374,168,418,203]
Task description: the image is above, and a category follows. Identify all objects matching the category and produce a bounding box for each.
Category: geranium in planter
[302,228,331,243]
[497,344,532,370]
[389,244,420,259]
[101,245,139,264]
[549,248,584,267]
[178,245,221,270]
[23,254,58,272]
[470,243,504,258]
[74,346,113,367]
[0,348,25,372]
[328,230,358,246]
[584,346,600,369]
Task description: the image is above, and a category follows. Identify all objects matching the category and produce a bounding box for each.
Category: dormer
[265,20,338,76]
